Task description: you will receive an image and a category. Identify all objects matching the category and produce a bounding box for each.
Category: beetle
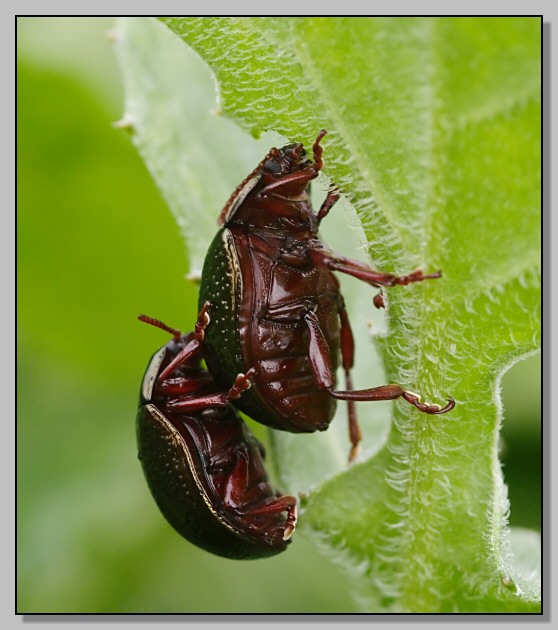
[137,302,297,559]
[194,130,454,461]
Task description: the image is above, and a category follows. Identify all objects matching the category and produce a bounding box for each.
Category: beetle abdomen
[247,300,339,431]
[137,404,290,559]
[256,369,335,431]
[137,405,251,559]
[252,341,336,431]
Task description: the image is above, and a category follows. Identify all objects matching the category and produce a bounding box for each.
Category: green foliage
[120,17,540,612]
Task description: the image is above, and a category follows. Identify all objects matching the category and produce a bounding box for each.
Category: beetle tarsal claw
[238,373,251,388]
[402,391,456,415]
[283,505,298,540]
[348,443,360,463]
[404,390,421,403]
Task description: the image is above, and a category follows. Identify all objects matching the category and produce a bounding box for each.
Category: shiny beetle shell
[198,131,454,461]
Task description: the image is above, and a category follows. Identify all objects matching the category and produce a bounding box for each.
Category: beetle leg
[255,168,319,203]
[303,308,360,460]
[303,312,454,447]
[138,313,203,380]
[166,369,255,412]
[302,310,335,390]
[309,248,442,288]
[159,375,214,397]
[157,302,212,381]
[373,290,386,309]
[316,189,341,223]
[194,300,211,341]
[329,385,456,414]
[241,496,298,540]
[338,299,362,462]
[157,338,203,382]
[223,451,249,509]
[401,391,456,414]
[311,129,327,170]
[226,368,256,400]
[222,447,298,539]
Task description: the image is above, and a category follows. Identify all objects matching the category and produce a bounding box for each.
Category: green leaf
[116,17,540,612]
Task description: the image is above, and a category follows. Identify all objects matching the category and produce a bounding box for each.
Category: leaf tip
[185,270,202,284]
[112,116,135,134]
[499,572,520,595]
[105,29,119,44]
[249,126,264,140]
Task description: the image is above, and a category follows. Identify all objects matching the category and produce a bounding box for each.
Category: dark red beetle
[137,302,297,559]
[194,130,454,460]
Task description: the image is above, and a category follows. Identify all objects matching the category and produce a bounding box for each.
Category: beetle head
[262,143,311,178]
[218,131,327,227]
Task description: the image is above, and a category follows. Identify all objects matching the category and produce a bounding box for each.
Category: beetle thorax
[229,184,318,237]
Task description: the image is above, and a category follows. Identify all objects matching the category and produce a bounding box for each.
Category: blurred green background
[17,17,541,613]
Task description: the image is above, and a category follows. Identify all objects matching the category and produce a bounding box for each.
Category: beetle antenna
[217,147,280,226]
[138,315,181,340]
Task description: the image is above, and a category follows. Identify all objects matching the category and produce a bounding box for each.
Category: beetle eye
[263,159,282,175]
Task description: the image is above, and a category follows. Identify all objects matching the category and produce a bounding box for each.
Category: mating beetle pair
[137,130,454,559]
